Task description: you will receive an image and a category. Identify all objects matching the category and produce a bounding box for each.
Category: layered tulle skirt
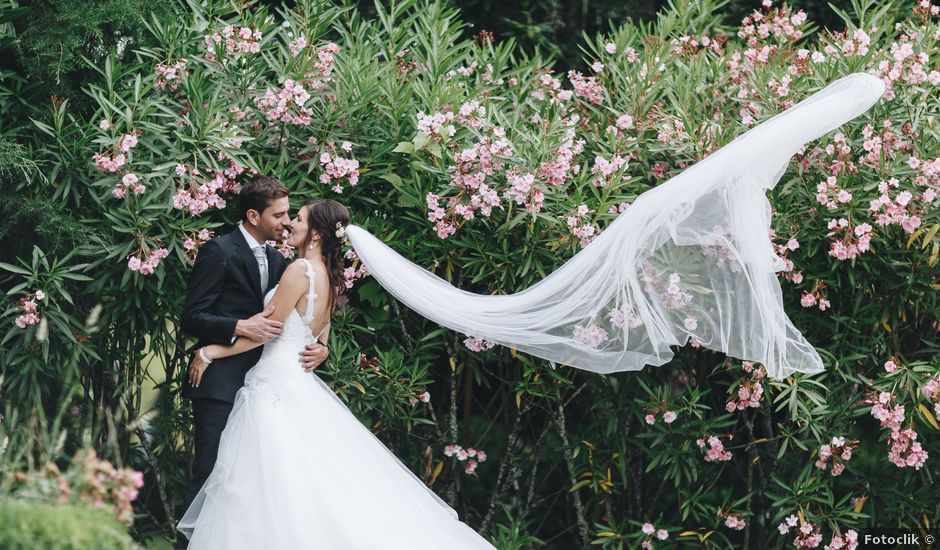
[178,343,494,549]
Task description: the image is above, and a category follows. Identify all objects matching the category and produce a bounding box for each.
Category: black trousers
[177,397,234,545]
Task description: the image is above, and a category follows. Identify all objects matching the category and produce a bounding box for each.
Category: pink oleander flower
[721,511,746,531]
[864,390,929,469]
[663,410,678,423]
[154,59,187,91]
[572,320,608,347]
[696,434,733,462]
[824,529,858,550]
[204,24,262,63]
[463,336,496,352]
[815,436,858,476]
[256,79,313,126]
[127,247,169,276]
[568,70,605,105]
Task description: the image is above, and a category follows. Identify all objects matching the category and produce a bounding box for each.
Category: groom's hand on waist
[235,305,283,343]
[300,343,329,372]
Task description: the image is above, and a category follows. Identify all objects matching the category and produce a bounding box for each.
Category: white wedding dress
[177,259,494,549]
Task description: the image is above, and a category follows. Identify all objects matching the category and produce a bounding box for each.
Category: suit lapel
[231,227,263,303]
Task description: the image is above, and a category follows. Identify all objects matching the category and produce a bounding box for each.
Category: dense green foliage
[0,0,938,548]
[0,499,136,549]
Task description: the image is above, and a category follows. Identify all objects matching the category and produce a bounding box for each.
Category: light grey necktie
[252,246,268,292]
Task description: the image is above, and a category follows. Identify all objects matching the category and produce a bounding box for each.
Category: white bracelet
[199,347,213,364]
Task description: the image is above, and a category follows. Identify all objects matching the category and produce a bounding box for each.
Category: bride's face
[286,206,317,248]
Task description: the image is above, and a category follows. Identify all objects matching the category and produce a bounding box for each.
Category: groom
[177,175,329,530]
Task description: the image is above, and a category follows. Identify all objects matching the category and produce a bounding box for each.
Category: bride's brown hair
[300,199,350,313]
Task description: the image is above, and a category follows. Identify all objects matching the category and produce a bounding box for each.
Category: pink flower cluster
[13,290,44,328]
[800,282,831,311]
[127,247,169,275]
[172,154,245,216]
[876,32,938,100]
[408,390,431,406]
[531,71,573,105]
[737,2,808,46]
[463,336,496,352]
[567,70,605,105]
[815,436,858,476]
[824,530,859,550]
[456,100,486,129]
[726,361,765,411]
[671,34,725,57]
[914,0,940,20]
[777,515,823,548]
[426,192,456,238]
[605,114,634,139]
[696,434,733,462]
[204,25,262,63]
[883,357,901,373]
[771,231,803,283]
[538,123,584,187]
[443,133,512,223]
[154,59,187,91]
[608,303,643,330]
[342,249,369,289]
[301,41,340,88]
[640,522,669,549]
[77,449,144,524]
[504,171,545,215]
[718,510,746,530]
[318,142,360,193]
[112,172,145,199]
[591,154,630,188]
[816,175,854,210]
[443,444,487,475]
[868,178,925,234]
[288,35,308,56]
[821,27,871,58]
[572,320,608,348]
[561,203,598,248]
[182,229,214,262]
[256,79,312,126]
[92,132,141,191]
[922,374,940,424]
[417,111,456,142]
[866,390,929,469]
[644,407,678,426]
[826,218,872,260]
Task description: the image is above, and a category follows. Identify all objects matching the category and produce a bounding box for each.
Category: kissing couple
[175,175,494,549]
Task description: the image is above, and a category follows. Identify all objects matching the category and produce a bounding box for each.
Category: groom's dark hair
[239,176,289,220]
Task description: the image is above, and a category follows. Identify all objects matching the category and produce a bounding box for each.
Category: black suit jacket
[180,227,288,403]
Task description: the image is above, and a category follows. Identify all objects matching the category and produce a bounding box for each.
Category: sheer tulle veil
[345,72,886,381]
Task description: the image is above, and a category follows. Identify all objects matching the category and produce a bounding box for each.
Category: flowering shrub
[1,0,938,546]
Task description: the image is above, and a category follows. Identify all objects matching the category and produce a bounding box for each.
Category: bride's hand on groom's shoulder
[235,304,283,342]
[299,342,329,372]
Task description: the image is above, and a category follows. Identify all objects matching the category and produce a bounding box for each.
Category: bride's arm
[188,262,308,387]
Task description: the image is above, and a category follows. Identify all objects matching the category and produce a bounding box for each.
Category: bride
[177,199,495,549]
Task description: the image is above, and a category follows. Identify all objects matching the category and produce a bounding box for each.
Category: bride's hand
[188,347,213,388]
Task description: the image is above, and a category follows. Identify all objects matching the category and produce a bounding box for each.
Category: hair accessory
[335,221,351,248]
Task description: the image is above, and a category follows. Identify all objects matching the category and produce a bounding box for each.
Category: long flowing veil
[345,73,886,381]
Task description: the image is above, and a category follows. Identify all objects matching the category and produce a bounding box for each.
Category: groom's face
[250,196,291,242]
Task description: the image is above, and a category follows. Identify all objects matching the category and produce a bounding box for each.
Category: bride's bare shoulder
[281,260,309,281]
